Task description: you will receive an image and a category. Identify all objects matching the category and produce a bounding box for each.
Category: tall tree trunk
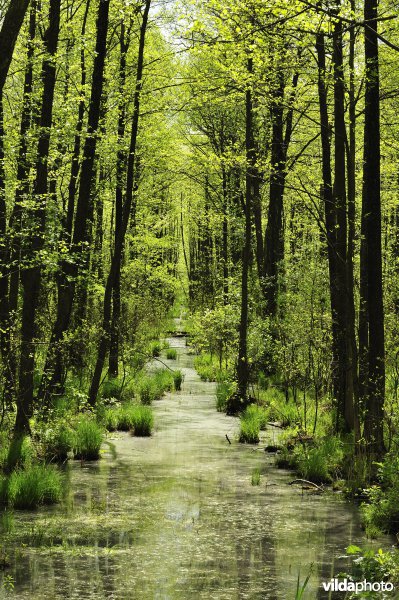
[316,31,342,430]
[38,0,109,404]
[15,0,60,434]
[263,69,285,316]
[89,0,151,406]
[347,0,360,442]
[362,0,385,457]
[109,21,129,378]
[332,10,354,432]
[262,66,298,316]
[235,55,254,407]
[0,0,31,409]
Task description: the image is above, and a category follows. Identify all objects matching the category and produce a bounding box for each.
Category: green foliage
[342,546,399,599]
[277,436,344,483]
[101,377,122,400]
[116,404,138,431]
[361,451,399,536]
[39,422,75,462]
[138,369,174,404]
[7,465,63,509]
[191,305,238,368]
[150,341,162,357]
[216,381,235,412]
[103,407,120,432]
[130,406,154,437]
[166,348,177,360]
[73,417,103,461]
[6,435,36,471]
[239,405,262,444]
[173,370,183,391]
[194,353,228,382]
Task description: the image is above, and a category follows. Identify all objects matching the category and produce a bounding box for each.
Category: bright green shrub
[173,370,183,391]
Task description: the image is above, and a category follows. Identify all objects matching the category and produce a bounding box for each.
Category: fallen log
[289,479,324,492]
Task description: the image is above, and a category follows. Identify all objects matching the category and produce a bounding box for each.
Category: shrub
[40,423,75,462]
[285,436,344,484]
[131,406,154,437]
[166,348,177,360]
[173,370,183,391]
[73,417,103,460]
[7,465,63,509]
[101,377,121,400]
[361,451,399,536]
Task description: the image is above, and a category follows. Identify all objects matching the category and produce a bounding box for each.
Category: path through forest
[1,335,379,599]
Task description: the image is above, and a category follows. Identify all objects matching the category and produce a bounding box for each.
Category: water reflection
[0,337,389,599]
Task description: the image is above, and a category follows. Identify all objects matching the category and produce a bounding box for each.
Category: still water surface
[0,336,388,599]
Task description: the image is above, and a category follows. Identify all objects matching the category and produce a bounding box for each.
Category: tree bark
[89,0,151,406]
[362,0,385,457]
[15,0,60,434]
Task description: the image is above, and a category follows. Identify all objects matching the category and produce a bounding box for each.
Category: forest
[0,0,399,596]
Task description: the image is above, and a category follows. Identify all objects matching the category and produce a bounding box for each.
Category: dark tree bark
[332,11,354,432]
[15,0,60,434]
[109,21,130,378]
[89,0,151,406]
[0,0,31,408]
[346,0,360,441]
[38,0,110,404]
[362,0,385,457]
[258,64,298,317]
[233,55,254,408]
[0,0,30,94]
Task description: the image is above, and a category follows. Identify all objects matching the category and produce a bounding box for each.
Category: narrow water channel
[0,336,386,599]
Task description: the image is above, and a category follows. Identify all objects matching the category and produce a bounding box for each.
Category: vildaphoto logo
[321,578,394,593]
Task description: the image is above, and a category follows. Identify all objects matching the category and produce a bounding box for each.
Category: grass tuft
[173,370,183,391]
[130,406,154,437]
[73,417,103,460]
[7,465,63,509]
[166,348,177,360]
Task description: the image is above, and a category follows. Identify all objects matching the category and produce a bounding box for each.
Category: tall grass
[166,348,177,360]
[7,465,63,509]
[173,370,183,391]
[73,417,103,460]
[130,406,154,437]
[138,369,174,404]
[239,405,269,443]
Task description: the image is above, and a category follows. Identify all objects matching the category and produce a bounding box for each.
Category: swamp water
[0,337,392,599]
